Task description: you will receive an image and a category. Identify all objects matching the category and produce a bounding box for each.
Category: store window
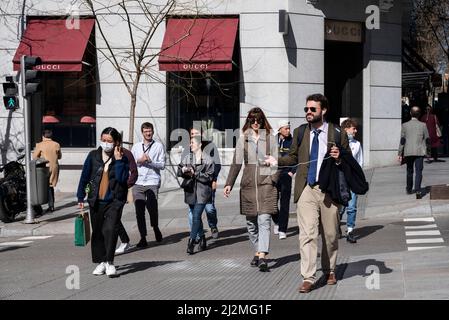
[167,70,239,149]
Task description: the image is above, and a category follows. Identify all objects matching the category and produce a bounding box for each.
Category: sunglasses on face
[304,106,318,113]
[248,117,262,124]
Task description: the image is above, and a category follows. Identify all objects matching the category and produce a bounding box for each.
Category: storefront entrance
[324,20,364,143]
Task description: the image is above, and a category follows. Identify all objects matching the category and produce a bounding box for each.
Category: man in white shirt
[131,122,166,247]
[340,118,364,243]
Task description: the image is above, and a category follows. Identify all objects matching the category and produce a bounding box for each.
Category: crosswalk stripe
[403,217,435,222]
[404,224,438,229]
[405,230,441,236]
[18,236,53,241]
[0,241,33,246]
[406,238,444,244]
[408,246,445,251]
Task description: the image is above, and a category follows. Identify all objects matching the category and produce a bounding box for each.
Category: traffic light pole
[20,55,35,224]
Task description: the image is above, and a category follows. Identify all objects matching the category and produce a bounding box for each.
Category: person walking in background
[115,133,138,255]
[224,107,279,272]
[77,127,129,277]
[272,120,295,240]
[33,129,61,213]
[178,136,214,254]
[420,104,444,163]
[398,106,430,199]
[340,119,363,244]
[186,126,221,242]
[265,94,350,293]
[131,122,166,248]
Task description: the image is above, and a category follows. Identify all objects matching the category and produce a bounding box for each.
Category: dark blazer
[278,122,350,203]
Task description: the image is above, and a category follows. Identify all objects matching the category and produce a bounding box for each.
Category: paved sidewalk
[1,159,448,236]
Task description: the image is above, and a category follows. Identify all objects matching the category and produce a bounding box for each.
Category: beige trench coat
[33,138,62,187]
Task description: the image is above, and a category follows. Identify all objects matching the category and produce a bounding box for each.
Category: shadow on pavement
[354,225,383,240]
[287,226,299,237]
[339,258,393,280]
[268,253,300,270]
[206,227,248,249]
[117,260,181,277]
[0,246,29,253]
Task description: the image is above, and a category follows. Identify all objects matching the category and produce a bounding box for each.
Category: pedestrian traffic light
[2,76,19,110]
[21,56,42,97]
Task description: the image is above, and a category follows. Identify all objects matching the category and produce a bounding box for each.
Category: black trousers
[90,200,124,263]
[48,187,55,208]
[117,213,130,243]
[405,156,424,193]
[135,188,159,238]
[272,173,292,233]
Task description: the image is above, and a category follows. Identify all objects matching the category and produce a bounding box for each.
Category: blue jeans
[340,191,357,229]
[189,204,207,240]
[188,191,218,238]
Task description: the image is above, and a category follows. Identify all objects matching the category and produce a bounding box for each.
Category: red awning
[42,115,60,123]
[13,19,95,72]
[159,18,238,72]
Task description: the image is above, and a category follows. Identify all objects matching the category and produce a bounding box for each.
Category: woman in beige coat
[224,107,279,272]
[33,129,61,212]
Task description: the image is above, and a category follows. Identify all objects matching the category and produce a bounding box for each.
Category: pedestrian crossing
[0,235,54,250]
[403,217,445,251]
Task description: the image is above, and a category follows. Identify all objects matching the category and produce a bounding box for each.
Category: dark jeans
[405,156,424,193]
[272,173,292,233]
[90,200,124,264]
[189,204,207,240]
[135,187,159,238]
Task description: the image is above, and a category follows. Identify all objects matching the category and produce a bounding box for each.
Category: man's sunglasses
[304,106,318,113]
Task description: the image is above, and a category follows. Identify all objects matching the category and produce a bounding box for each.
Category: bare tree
[82,0,205,144]
[412,0,449,73]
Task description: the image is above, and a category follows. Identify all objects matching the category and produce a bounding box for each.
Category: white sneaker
[92,262,106,275]
[273,224,279,235]
[278,232,287,240]
[105,262,117,277]
[115,242,130,255]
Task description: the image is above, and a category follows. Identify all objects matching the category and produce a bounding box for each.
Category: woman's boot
[187,238,195,254]
[197,235,207,252]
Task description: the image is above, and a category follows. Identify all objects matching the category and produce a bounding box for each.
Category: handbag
[74,211,91,246]
[180,177,194,190]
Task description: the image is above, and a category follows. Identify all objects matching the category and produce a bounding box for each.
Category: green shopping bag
[74,211,91,246]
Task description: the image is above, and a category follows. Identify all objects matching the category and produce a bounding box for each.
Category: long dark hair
[242,107,272,133]
[101,127,121,145]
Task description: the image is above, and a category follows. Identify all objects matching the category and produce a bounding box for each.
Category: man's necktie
[307,129,321,185]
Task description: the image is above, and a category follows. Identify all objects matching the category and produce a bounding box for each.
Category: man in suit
[33,129,62,213]
[266,93,349,293]
[398,106,430,199]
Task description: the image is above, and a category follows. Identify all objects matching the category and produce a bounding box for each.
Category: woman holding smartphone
[77,127,129,277]
[178,135,215,254]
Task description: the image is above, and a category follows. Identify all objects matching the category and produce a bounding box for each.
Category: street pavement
[0,159,449,300]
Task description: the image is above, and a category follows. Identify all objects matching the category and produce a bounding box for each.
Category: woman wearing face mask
[77,127,129,277]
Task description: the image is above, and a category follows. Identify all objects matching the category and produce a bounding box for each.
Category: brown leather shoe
[327,272,337,285]
[298,280,314,293]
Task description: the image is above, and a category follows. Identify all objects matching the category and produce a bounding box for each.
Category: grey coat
[177,152,215,205]
[398,118,430,157]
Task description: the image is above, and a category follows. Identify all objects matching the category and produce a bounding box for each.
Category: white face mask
[347,133,354,141]
[100,141,114,152]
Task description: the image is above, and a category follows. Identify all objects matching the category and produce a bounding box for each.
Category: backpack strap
[296,123,308,149]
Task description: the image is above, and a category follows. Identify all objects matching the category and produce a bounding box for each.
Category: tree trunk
[129,93,137,145]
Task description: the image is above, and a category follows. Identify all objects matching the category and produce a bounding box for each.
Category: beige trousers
[297,184,340,282]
